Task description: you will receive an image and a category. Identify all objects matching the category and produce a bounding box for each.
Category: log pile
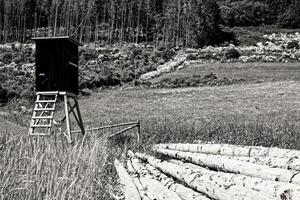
[114,143,300,200]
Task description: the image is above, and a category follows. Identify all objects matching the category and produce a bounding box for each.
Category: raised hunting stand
[29,36,84,143]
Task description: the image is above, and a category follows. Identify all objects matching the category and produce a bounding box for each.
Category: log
[129,158,182,200]
[153,143,300,159]
[154,148,300,184]
[227,155,300,171]
[128,155,210,200]
[167,149,300,171]
[168,158,300,199]
[135,153,275,200]
[127,160,152,200]
[144,163,211,200]
[114,159,141,200]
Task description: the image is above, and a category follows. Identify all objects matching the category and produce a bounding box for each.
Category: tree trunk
[143,163,210,200]
[127,160,152,200]
[127,151,210,200]
[227,155,300,171]
[129,158,182,200]
[153,143,300,159]
[114,159,141,200]
[154,148,300,185]
[167,158,300,199]
[135,153,275,200]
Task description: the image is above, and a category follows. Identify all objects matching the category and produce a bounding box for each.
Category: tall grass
[0,129,130,200]
[1,111,300,199]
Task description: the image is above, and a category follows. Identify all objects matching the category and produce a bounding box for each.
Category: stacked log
[114,143,300,200]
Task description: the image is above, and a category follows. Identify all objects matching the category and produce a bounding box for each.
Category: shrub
[187,54,198,60]
[80,49,98,61]
[162,49,176,61]
[1,51,13,64]
[278,6,300,28]
[225,48,241,59]
[286,41,300,49]
[0,84,8,104]
[131,48,143,58]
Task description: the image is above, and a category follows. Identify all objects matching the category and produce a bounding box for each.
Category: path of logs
[114,143,300,200]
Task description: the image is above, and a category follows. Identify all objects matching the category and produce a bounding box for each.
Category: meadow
[3,77,300,199]
[2,58,300,199]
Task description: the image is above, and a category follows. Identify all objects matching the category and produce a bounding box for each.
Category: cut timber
[153,143,300,159]
[154,148,300,184]
[144,163,211,200]
[227,155,300,171]
[114,159,141,200]
[135,153,275,200]
[128,155,209,200]
[127,160,152,200]
[167,159,300,199]
[129,158,182,200]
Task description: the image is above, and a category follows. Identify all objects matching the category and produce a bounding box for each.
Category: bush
[225,48,241,59]
[278,6,300,28]
[162,49,176,61]
[286,41,300,49]
[131,48,143,58]
[0,84,8,104]
[187,54,199,60]
[80,49,98,61]
[1,52,13,64]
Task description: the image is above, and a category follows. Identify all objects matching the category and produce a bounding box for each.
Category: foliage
[189,0,224,48]
[278,5,300,29]
[286,41,300,49]
[0,84,8,105]
[219,0,273,27]
[225,48,241,59]
[156,73,245,88]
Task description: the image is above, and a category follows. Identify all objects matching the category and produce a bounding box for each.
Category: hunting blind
[29,37,84,143]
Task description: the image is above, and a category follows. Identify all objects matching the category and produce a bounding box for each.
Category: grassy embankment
[2,63,300,199]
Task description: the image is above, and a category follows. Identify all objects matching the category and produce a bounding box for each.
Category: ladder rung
[35,100,56,103]
[34,108,55,111]
[31,124,52,128]
[32,116,53,119]
[36,91,59,95]
[29,133,51,136]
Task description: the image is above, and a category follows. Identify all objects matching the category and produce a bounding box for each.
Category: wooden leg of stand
[64,95,72,143]
[74,99,85,135]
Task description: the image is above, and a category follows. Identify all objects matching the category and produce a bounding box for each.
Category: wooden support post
[64,94,72,143]
[74,98,85,135]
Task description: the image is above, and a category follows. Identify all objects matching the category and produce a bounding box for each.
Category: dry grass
[0,126,134,200]
[2,80,300,199]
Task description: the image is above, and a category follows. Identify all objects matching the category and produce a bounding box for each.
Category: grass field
[78,80,300,149]
[151,62,300,84]
[2,62,300,199]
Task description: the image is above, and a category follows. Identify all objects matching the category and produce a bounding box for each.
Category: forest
[0,0,300,47]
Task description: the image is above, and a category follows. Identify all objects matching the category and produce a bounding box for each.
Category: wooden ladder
[29,92,59,135]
